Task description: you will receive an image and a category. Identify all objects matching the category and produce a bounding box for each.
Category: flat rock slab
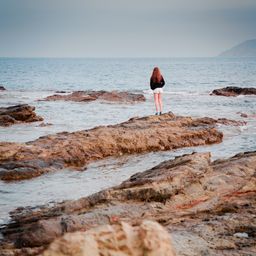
[0,151,255,255]
[41,90,146,103]
[0,113,224,181]
[0,104,43,127]
[211,86,256,97]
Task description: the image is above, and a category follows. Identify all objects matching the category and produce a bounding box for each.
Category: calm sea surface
[0,57,256,225]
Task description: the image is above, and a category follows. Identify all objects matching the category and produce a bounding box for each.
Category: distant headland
[219,39,256,57]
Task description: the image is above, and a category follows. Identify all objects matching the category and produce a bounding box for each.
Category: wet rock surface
[211,86,256,97]
[42,220,176,256]
[0,104,43,127]
[0,151,255,255]
[0,113,224,181]
[41,90,146,103]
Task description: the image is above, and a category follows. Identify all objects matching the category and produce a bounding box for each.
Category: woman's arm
[150,78,154,90]
[160,77,165,87]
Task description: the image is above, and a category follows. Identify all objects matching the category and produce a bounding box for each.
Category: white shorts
[153,88,163,94]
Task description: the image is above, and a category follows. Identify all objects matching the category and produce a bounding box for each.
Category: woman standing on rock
[150,67,165,115]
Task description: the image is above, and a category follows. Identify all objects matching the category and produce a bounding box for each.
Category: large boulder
[0,104,43,127]
[42,220,176,256]
[211,86,256,97]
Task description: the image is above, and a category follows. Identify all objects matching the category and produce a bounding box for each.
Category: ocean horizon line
[1,56,256,60]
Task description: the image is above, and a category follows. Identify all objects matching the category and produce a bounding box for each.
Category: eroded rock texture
[0,113,223,181]
[0,104,43,127]
[42,220,176,256]
[41,91,146,103]
[0,151,255,255]
[211,86,256,97]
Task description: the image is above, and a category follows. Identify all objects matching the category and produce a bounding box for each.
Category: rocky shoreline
[0,104,43,127]
[211,86,256,97]
[40,90,146,103]
[0,151,255,255]
[0,113,225,181]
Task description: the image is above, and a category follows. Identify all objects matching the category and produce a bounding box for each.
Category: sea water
[0,57,255,225]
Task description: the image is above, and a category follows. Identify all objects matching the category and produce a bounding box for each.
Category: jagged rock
[40,90,146,103]
[0,85,6,91]
[211,86,256,97]
[0,113,223,181]
[0,151,255,256]
[0,104,43,127]
[41,220,176,256]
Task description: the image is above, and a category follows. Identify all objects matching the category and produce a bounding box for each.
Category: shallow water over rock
[0,57,255,239]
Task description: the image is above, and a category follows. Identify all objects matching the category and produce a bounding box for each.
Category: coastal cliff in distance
[219,39,256,57]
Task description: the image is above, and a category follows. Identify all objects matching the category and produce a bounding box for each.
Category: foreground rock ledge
[0,113,224,181]
[0,151,255,256]
[0,104,43,127]
[42,220,176,256]
[41,90,146,103]
[211,86,256,97]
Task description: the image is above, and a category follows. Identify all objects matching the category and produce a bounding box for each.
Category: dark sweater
[150,77,165,90]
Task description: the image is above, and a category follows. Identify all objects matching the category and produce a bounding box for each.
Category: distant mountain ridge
[219,39,256,57]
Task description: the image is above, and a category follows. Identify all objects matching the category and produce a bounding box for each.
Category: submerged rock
[0,151,255,255]
[0,104,43,127]
[41,90,146,103]
[37,122,53,127]
[211,86,256,97]
[0,113,223,181]
[42,220,176,256]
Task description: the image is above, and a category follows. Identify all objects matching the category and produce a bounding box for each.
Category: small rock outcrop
[237,112,248,118]
[0,151,255,255]
[54,91,66,93]
[0,113,223,181]
[42,221,176,256]
[0,85,6,91]
[41,90,146,103]
[211,86,256,97]
[0,104,43,127]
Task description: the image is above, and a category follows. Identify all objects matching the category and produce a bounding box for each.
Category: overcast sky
[0,0,256,57]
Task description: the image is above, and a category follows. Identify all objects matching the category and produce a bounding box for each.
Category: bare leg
[154,93,159,113]
[158,93,163,113]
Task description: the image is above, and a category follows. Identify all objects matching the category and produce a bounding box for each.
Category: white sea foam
[239,125,248,132]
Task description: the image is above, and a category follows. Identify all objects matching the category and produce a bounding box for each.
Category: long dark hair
[151,67,163,83]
